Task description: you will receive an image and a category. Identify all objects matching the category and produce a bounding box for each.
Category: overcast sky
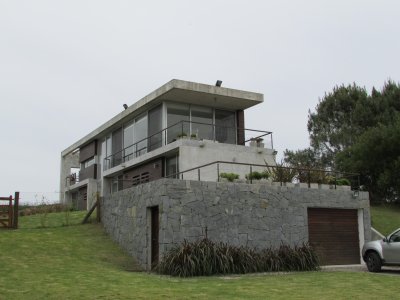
[1,1,399,204]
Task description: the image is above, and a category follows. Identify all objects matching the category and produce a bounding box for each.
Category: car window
[389,230,400,243]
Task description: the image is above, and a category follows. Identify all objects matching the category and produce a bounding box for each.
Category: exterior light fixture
[123,104,128,110]
[215,80,222,87]
[352,190,359,198]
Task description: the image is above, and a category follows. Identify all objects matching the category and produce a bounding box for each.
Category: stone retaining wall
[101,178,371,270]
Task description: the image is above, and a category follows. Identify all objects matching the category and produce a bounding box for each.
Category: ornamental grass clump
[157,238,319,277]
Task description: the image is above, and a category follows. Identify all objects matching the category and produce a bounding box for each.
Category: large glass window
[215,109,236,144]
[123,121,134,161]
[167,103,190,143]
[191,106,213,140]
[148,105,163,151]
[112,128,123,167]
[134,113,148,156]
[103,135,112,170]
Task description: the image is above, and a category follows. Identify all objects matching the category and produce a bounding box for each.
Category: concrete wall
[59,151,80,203]
[64,178,98,210]
[101,178,371,270]
[179,140,276,182]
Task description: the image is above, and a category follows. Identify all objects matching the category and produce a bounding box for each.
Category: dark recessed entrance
[150,206,159,269]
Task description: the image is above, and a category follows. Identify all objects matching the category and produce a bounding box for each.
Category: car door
[382,230,400,264]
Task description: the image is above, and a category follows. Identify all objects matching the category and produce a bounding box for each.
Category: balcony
[104,120,273,171]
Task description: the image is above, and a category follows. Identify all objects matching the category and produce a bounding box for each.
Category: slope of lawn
[370,204,400,235]
[0,211,399,299]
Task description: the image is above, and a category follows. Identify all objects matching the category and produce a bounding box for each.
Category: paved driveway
[322,264,400,275]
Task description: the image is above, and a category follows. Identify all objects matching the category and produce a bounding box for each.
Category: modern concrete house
[60,79,371,269]
[60,79,275,210]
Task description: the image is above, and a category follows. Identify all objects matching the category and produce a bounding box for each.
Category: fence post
[8,196,12,228]
[198,168,200,181]
[308,169,311,188]
[13,192,19,229]
[250,165,253,184]
[270,133,273,149]
[96,192,101,223]
[334,172,337,190]
[217,163,220,182]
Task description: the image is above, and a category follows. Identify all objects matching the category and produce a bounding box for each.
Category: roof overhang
[62,79,263,156]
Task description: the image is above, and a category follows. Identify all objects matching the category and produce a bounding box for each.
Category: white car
[362,228,400,272]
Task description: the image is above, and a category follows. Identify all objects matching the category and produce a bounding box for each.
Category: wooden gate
[0,192,19,229]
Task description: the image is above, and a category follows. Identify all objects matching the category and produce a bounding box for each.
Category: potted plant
[177,132,188,139]
[219,172,239,182]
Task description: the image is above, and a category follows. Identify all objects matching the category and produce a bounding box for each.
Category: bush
[245,171,263,181]
[336,178,351,186]
[266,162,298,183]
[157,238,319,277]
[220,173,239,182]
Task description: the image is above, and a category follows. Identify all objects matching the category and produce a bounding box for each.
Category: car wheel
[366,252,382,272]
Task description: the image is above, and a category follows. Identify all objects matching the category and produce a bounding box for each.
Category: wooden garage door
[308,208,360,265]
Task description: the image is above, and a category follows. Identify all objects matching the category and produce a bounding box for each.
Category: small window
[166,154,179,178]
[81,157,95,169]
[390,230,400,243]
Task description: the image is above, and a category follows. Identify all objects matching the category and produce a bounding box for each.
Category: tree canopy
[284,80,400,202]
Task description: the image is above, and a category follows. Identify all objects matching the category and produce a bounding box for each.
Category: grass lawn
[0,211,399,299]
[370,204,400,235]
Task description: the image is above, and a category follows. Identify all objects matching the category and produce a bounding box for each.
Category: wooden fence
[0,192,19,229]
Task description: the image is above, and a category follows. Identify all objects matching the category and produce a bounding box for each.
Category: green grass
[370,204,400,235]
[0,212,399,299]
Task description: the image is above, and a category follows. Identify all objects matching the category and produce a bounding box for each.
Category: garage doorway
[308,208,360,265]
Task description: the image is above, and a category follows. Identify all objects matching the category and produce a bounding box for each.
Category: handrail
[65,173,79,187]
[103,120,273,170]
[165,160,361,190]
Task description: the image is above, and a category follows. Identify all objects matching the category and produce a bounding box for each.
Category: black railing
[104,121,273,171]
[65,173,79,187]
[110,176,153,193]
[165,161,361,191]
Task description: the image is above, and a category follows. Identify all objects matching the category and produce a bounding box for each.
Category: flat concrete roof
[61,79,263,156]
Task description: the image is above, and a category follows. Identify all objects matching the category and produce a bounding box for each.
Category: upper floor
[61,79,273,196]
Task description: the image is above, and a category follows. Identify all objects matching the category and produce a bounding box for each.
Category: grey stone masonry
[101,178,371,270]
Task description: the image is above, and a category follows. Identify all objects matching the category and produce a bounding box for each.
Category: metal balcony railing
[65,173,79,187]
[103,120,273,171]
[165,161,361,191]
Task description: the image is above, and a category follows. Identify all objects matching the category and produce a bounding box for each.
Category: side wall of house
[60,151,80,203]
[101,178,370,270]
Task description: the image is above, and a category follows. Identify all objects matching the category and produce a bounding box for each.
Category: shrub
[177,132,188,138]
[245,171,263,181]
[267,162,298,183]
[261,170,270,179]
[157,238,319,277]
[220,172,239,182]
[336,178,351,186]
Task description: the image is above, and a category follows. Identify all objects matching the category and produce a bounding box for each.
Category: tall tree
[285,80,400,202]
[336,117,400,202]
[307,84,370,167]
